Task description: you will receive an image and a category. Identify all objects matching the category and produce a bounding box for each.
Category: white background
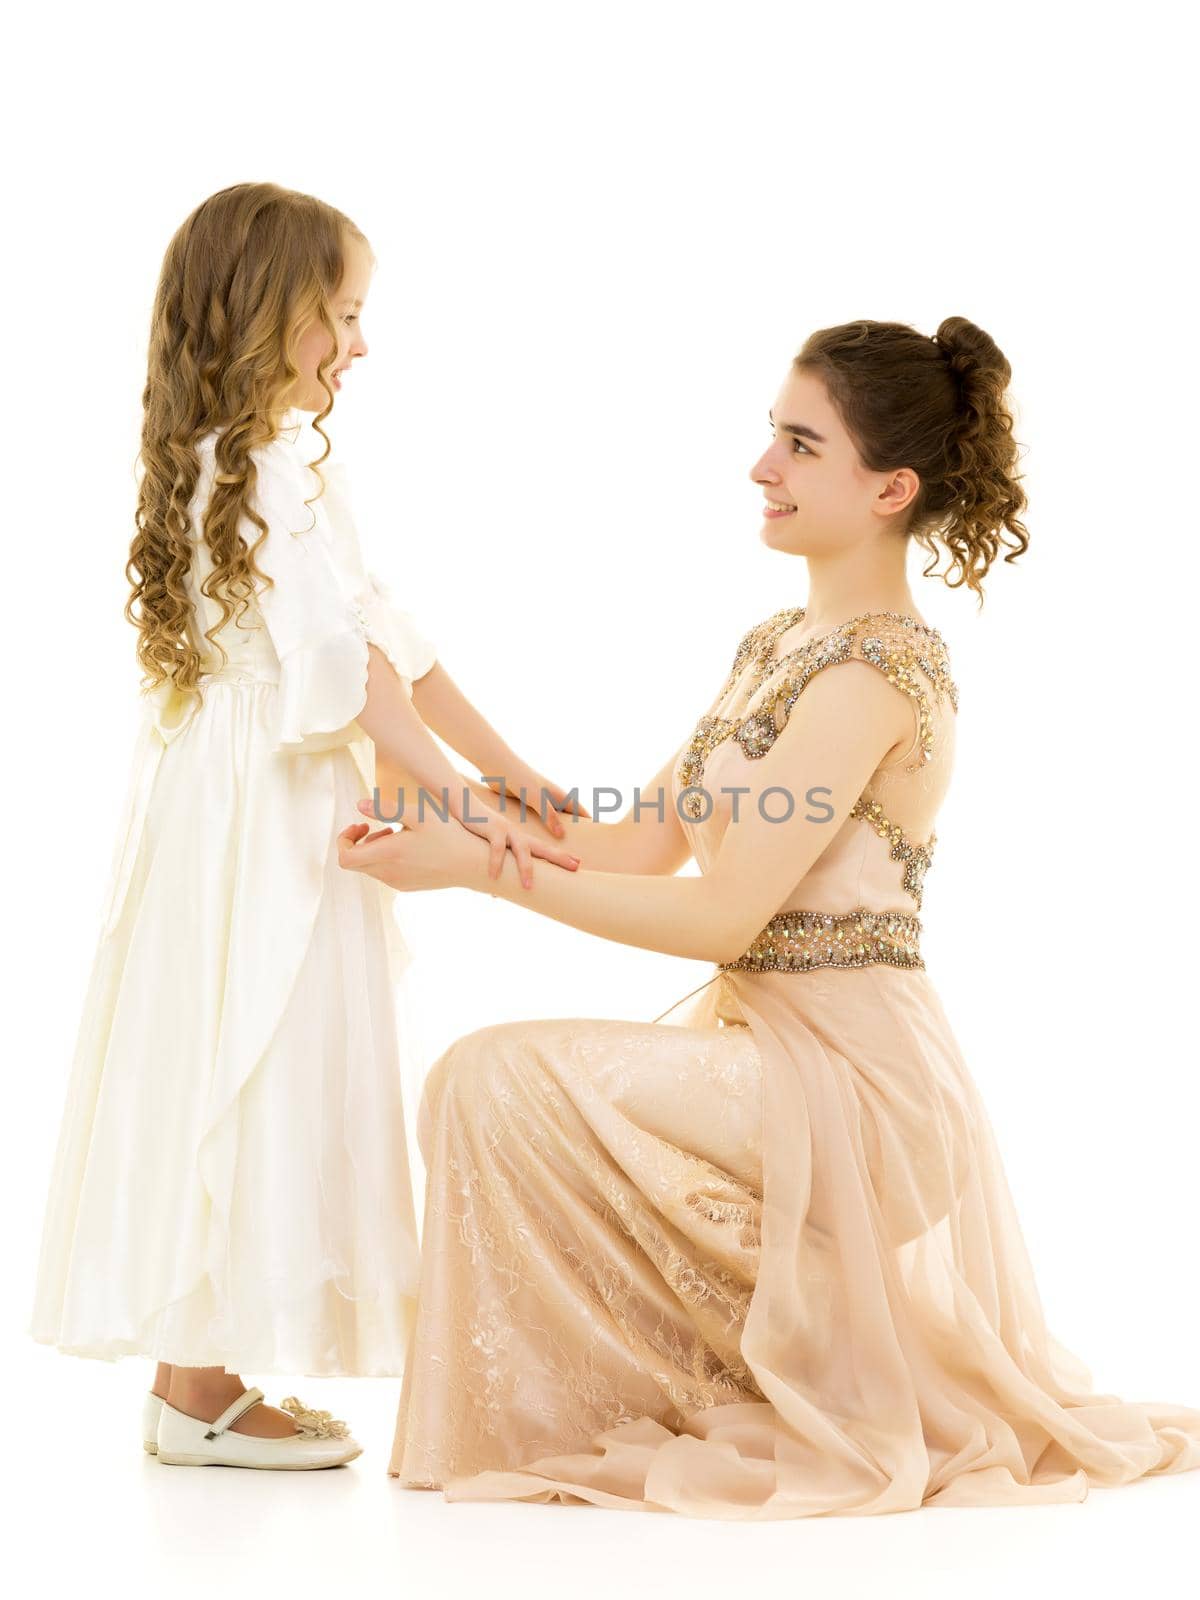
[3,0,1197,1594]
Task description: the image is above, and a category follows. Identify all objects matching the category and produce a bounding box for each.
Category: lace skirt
[389,967,1200,1517]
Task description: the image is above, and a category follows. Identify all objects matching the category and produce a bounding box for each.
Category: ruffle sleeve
[245,436,373,753]
[232,432,437,753]
[356,568,437,688]
[317,456,437,693]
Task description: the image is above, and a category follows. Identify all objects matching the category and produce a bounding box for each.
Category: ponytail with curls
[794,316,1029,607]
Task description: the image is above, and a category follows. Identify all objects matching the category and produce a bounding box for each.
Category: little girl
[28,181,581,1469]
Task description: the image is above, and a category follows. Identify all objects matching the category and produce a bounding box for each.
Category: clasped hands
[337,766,587,894]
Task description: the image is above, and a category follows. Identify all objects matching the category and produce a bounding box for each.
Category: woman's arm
[555,748,693,876]
[370,745,692,876]
[342,659,911,963]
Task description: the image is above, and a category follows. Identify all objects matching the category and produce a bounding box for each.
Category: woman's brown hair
[126,182,371,693]
[794,316,1029,607]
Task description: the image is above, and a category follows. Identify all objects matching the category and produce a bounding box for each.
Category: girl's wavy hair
[794,317,1029,608]
[126,182,372,693]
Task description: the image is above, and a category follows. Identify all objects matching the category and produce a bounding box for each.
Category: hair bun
[933,317,1010,386]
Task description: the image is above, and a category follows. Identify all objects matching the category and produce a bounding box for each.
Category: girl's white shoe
[155,1386,363,1469]
[143,1390,165,1453]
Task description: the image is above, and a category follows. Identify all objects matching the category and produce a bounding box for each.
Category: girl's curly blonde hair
[794,316,1030,608]
[126,181,372,693]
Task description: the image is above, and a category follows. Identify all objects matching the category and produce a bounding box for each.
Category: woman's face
[749,367,918,553]
[286,234,374,414]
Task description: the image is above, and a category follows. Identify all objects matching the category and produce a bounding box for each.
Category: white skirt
[29,675,421,1376]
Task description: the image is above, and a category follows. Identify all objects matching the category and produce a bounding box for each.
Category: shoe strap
[203,1386,265,1439]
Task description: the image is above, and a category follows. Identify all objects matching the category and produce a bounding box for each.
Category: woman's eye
[768,427,810,456]
[343,314,358,325]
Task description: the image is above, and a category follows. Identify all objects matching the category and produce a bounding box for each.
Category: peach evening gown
[30,408,436,1376]
[387,607,1200,1518]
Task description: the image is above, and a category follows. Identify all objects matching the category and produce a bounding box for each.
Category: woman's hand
[352,801,581,891]
[484,762,592,840]
[338,821,475,892]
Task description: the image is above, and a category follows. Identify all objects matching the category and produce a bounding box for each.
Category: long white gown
[29,408,435,1377]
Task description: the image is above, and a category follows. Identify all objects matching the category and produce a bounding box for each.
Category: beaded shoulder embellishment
[676,610,957,822]
[709,606,807,709]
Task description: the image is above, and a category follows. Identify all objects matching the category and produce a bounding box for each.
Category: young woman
[340,317,1200,1517]
[28,181,581,1470]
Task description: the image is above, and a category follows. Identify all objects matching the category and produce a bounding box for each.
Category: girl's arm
[399,660,692,875]
[371,743,693,877]
[407,660,581,840]
[409,661,523,783]
[343,658,912,963]
[355,648,576,885]
[353,647,487,828]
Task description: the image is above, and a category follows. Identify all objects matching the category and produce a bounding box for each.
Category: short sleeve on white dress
[185,421,436,757]
[314,452,438,691]
[357,570,438,687]
[243,436,373,752]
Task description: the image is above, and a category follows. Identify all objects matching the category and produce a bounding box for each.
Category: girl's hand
[468,809,581,890]
[485,764,592,840]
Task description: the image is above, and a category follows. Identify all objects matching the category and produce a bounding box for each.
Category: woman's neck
[798,551,920,635]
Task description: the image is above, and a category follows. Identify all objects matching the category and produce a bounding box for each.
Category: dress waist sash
[199,663,282,686]
[649,906,924,1026]
[720,907,924,974]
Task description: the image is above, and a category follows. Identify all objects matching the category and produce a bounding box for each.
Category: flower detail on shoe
[279,1396,351,1439]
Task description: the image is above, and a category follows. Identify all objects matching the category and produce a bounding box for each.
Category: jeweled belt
[649,906,924,1024]
[720,907,923,974]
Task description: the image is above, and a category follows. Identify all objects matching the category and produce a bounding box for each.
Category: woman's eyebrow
[768,408,826,444]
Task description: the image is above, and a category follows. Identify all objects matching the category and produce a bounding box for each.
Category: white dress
[29,408,436,1377]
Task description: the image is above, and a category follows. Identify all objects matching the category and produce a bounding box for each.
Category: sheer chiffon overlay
[389,607,1200,1517]
[30,410,435,1375]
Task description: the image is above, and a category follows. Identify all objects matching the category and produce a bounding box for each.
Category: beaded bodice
[672,607,960,974]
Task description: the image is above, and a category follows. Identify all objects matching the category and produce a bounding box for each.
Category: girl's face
[286,234,374,414]
[748,367,919,554]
